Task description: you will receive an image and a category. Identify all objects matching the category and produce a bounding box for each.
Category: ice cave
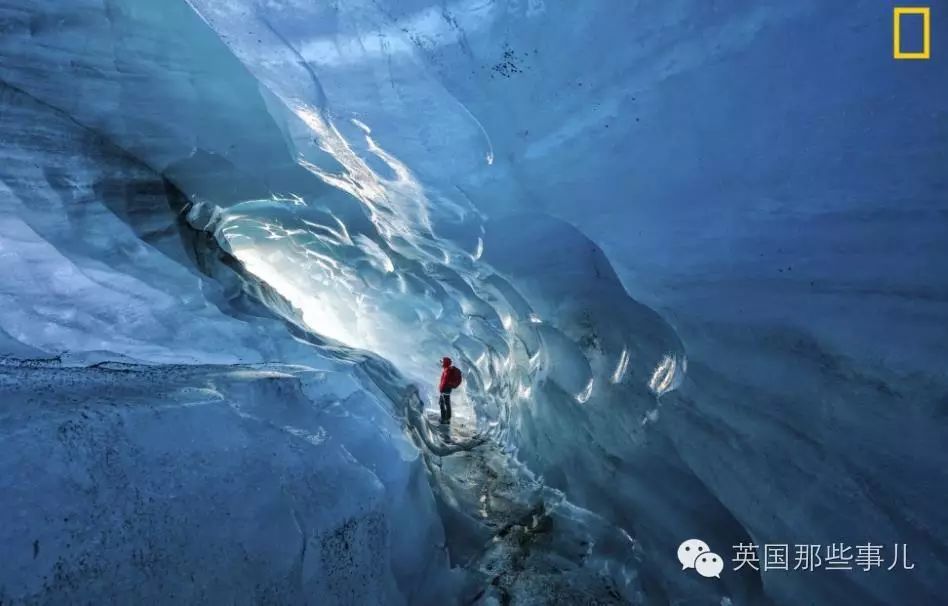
[0,1,945,604]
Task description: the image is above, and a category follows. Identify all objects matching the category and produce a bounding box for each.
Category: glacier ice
[0,359,457,604]
[1,0,946,605]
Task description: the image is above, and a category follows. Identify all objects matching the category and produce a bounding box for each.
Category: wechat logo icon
[678,539,724,578]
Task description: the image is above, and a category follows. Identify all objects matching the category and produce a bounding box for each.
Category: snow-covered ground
[1,1,945,604]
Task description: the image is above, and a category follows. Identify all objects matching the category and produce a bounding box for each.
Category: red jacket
[439,367,451,392]
[439,357,459,392]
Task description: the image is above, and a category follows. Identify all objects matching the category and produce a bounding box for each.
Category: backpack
[446,366,463,389]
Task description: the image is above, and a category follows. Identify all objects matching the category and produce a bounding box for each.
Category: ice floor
[0,353,648,605]
[0,357,451,604]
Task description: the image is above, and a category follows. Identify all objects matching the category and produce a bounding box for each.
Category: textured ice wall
[179,1,945,604]
[0,81,281,365]
[0,5,456,602]
[369,1,948,604]
[0,360,453,605]
[0,1,684,601]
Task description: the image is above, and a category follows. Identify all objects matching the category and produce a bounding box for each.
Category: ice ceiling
[177,0,688,426]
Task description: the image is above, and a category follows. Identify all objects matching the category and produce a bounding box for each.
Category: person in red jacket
[438,357,462,424]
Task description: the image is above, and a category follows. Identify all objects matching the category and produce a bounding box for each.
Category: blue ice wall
[429,2,948,603]
[424,2,948,604]
[416,0,947,373]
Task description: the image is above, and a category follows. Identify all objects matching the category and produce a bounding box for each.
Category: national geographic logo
[893,6,931,60]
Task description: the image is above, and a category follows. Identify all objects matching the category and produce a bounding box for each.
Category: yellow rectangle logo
[894,7,931,60]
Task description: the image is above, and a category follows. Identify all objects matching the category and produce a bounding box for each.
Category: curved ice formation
[1,1,946,605]
[0,1,684,601]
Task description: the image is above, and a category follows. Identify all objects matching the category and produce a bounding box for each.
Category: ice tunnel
[0,1,946,605]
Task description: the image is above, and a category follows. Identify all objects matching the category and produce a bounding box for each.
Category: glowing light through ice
[611,347,630,384]
[236,249,363,349]
[576,377,594,403]
[528,349,541,368]
[648,354,684,396]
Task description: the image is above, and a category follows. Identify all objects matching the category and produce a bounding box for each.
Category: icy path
[0,353,639,604]
[420,401,641,604]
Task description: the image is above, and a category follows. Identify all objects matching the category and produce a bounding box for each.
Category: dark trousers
[439,390,452,421]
